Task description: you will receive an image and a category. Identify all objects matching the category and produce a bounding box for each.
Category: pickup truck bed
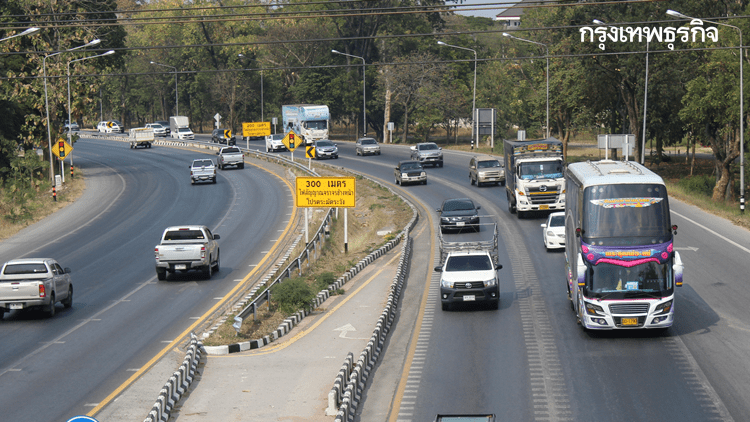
[217,147,244,170]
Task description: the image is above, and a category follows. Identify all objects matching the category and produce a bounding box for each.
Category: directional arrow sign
[306,146,316,159]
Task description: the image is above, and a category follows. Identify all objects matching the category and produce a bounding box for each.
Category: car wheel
[212,177,217,184]
[470,176,475,185]
[395,177,399,185]
[490,300,499,310]
[203,259,213,278]
[423,179,427,185]
[213,251,220,272]
[157,269,167,280]
[239,163,244,169]
[45,294,56,317]
[442,303,451,311]
[62,285,73,308]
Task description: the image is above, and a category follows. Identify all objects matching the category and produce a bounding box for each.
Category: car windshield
[478,160,501,168]
[360,139,377,145]
[272,134,284,140]
[317,141,334,147]
[3,263,48,275]
[445,255,493,272]
[151,124,163,128]
[178,128,192,133]
[164,230,205,241]
[400,163,422,171]
[112,120,122,126]
[419,143,438,151]
[443,200,475,212]
[193,160,213,167]
[549,215,564,227]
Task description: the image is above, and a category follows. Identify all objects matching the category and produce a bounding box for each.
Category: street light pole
[668,9,745,213]
[43,39,101,183]
[332,49,367,137]
[503,33,550,139]
[67,50,115,182]
[150,61,178,116]
[437,41,478,148]
[0,26,39,43]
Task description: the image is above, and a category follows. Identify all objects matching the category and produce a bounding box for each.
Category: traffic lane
[0,139,292,422]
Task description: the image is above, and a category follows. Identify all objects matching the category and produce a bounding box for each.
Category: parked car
[313,139,338,159]
[97,120,124,133]
[145,122,168,137]
[212,128,236,145]
[265,133,287,152]
[0,258,73,318]
[436,198,481,233]
[410,142,443,167]
[63,121,79,131]
[394,160,426,186]
[469,155,505,186]
[355,137,381,156]
[190,158,216,184]
[541,211,566,250]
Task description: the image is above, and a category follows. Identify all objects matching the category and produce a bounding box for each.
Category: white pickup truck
[0,258,73,318]
[154,225,220,280]
[190,158,216,184]
[217,146,244,170]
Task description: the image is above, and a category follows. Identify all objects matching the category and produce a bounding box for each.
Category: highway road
[0,137,293,422]
[245,138,750,422]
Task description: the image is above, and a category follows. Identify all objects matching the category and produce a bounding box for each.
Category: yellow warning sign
[242,122,271,137]
[52,138,73,159]
[296,177,355,208]
[282,130,301,152]
[306,146,316,159]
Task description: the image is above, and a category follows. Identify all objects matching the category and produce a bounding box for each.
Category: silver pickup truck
[217,146,244,170]
[190,158,216,184]
[0,258,73,318]
[155,225,220,280]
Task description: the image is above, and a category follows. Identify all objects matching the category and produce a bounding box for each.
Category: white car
[171,127,195,140]
[145,123,168,137]
[541,211,566,250]
[97,120,123,133]
[435,250,502,311]
[265,133,287,152]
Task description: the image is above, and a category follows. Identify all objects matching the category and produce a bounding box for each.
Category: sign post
[296,177,356,252]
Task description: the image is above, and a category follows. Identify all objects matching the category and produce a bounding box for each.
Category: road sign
[52,138,73,159]
[306,146,316,159]
[223,129,232,138]
[296,177,356,208]
[282,130,300,151]
[66,416,99,422]
[107,121,115,129]
[242,122,271,137]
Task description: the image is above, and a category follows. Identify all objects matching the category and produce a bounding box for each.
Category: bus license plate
[539,205,549,210]
[175,264,187,270]
[463,295,476,301]
[10,303,23,310]
[622,317,638,326]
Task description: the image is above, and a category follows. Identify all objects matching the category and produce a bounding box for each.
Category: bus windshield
[582,183,671,245]
[587,261,673,298]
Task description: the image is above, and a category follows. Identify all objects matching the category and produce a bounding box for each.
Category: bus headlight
[585,302,604,316]
[655,300,673,315]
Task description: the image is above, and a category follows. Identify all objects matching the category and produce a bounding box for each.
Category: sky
[452,0,509,19]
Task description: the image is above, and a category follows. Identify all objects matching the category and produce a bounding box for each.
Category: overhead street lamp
[332,49,367,137]
[0,26,40,43]
[150,61,178,116]
[503,32,550,139]
[668,9,745,213]
[67,50,114,181]
[43,39,101,183]
[594,19,649,164]
[238,54,264,121]
[437,41,479,148]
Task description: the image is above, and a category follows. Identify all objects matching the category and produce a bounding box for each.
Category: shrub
[270,277,314,314]
[677,174,715,197]
[313,272,337,291]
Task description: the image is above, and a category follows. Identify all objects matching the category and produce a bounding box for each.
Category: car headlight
[585,302,604,316]
[401,173,408,178]
[441,279,454,288]
[655,300,673,315]
[421,172,426,177]
[484,277,498,287]
[546,230,555,237]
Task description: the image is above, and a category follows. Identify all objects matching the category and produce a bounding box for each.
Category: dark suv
[436,198,481,233]
[212,128,236,145]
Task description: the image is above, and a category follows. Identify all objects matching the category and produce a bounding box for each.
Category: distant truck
[217,146,244,170]
[170,116,194,140]
[129,127,154,149]
[154,225,220,280]
[0,258,73,318]
[504,138,566,218]
[282,104,329,145]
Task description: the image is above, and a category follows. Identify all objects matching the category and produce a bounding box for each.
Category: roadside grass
[202,165,411,346]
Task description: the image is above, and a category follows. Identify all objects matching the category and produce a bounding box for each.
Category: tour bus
[564,160,684,330]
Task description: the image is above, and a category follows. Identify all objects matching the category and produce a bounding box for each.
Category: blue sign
[66,417,99,422]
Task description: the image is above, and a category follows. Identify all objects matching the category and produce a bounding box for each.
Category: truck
[0,258,73,318]
[129,127,155,149]
[170,116,194,140]
[433,223,502,311]
[504,137,566,218]
[282,104,329,145]
[154,225,220,280]
[216,146,244,170]
[190,158,217,184]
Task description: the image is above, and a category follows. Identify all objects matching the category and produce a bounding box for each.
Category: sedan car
[355,137,381,156]
[212,128,236,145]
[541,211,566,250]
[314,139,338,159]
[63,121,79,131]
[265,133,287,152]
[410,142,443,167]
[394,160,426,186]
[436,198,481,233]
[97,120,124,133]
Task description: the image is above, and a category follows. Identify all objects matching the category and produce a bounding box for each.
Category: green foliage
[271,277,314,314]
[312,272,337,291]
[676,175,716,198]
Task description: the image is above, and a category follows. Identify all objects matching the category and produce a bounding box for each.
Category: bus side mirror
[673,251,684,287]
[576,253,586,287]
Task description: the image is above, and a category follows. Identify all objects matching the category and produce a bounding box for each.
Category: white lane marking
[671,210,750,254]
